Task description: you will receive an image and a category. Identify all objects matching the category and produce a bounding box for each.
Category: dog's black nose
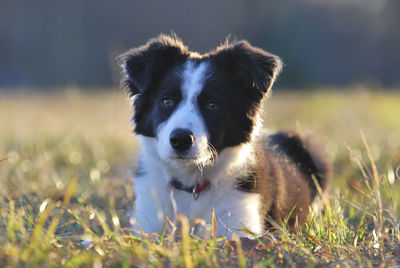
[170,129,195,152]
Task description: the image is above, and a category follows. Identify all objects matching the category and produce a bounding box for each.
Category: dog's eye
[161,97,174,108]
[206,101,220,110]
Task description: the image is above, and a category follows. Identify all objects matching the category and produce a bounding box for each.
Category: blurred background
[0,0,399,90]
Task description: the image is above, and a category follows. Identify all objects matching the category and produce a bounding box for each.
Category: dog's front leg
[131,179,174,235]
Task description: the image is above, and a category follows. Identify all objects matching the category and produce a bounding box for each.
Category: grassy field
[0,88,400,267]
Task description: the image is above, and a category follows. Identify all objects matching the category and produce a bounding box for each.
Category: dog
[118,34,332,237]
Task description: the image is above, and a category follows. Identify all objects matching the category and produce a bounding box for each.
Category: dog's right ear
[117,34,189,97]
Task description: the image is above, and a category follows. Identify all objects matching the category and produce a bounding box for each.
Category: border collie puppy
[118,34,332,237]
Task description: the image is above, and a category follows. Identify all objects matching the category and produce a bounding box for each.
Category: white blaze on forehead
[155,60,212,166]
[181,61,209,101]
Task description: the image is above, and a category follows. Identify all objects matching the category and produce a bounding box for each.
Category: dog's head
[118,34,282,166]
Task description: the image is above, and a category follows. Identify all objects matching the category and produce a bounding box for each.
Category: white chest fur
[131,136,263,237]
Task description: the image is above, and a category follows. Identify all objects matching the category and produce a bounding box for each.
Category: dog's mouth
[169,149,217,166]
[173,155,195,161]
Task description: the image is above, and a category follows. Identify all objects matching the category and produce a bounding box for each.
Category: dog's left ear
[117,34,189,97]
[213,40,282,93]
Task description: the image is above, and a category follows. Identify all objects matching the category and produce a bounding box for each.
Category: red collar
[169,178,210,200]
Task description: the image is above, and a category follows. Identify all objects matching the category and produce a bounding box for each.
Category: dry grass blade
[360,130,383,238]
[211,208,217,239]
[234,236,246,268]
[177,214,193,268]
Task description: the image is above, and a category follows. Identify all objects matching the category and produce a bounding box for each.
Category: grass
[0,87,400,267]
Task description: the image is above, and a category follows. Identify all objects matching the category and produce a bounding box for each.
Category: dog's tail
[268,131,333,197]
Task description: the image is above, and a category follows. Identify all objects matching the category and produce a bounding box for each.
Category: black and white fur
[118,34,332,237]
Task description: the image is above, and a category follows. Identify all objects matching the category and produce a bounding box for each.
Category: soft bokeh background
[0,0,399,89]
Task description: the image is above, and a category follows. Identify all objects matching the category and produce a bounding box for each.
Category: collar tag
[192,184,200,201]
[193,189,200,201]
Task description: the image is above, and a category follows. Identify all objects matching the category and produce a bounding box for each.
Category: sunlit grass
[0,88,399,266]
